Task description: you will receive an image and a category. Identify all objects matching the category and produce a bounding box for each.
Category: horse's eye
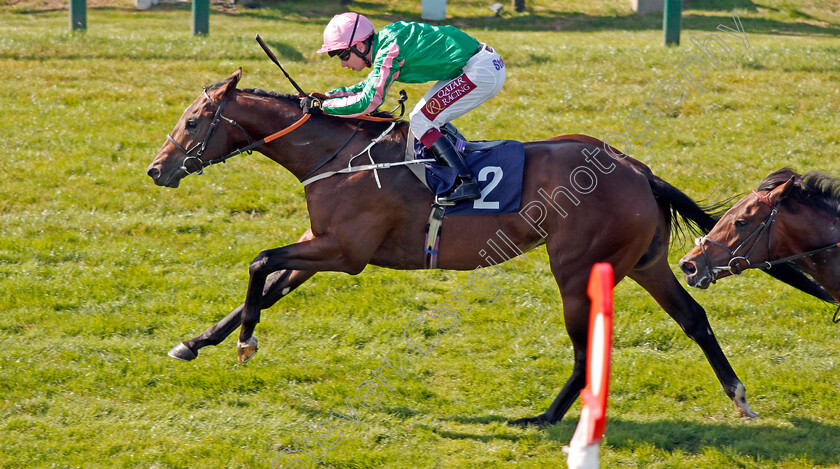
[186,120,198,130]
[734,219,747,228]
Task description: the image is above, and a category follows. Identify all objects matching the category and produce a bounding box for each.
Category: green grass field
[1,0,839,467]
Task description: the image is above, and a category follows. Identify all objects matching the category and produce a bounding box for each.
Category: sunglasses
[328,48,353,61]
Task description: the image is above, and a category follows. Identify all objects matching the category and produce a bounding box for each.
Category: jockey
[302,12,506,205]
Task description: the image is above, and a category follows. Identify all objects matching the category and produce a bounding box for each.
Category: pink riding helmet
[316,12,375,54]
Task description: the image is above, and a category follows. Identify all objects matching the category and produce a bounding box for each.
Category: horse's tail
[646,173,837,304]
[646,173,725,240]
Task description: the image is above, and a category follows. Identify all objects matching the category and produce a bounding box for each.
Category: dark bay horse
[680,168,840,314]
[147,69,829,427]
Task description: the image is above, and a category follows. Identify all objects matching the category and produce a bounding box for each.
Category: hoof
[237,337,258,363]
[738,407,759,419]
[507,414,551,429]
[733,382,759,418]
[168,342,197,361]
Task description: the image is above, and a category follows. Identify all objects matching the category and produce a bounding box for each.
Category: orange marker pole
[564,262,614,469]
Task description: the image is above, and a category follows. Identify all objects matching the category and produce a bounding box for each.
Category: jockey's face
[340,44,371,72]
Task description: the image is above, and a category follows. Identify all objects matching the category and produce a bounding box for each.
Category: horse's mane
[207,80,406,122]
[757,167,840,215]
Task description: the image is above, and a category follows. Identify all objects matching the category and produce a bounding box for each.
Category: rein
[167,89,408,179]
[191,114,310,173]
[166,89,311,175]
[300,121,435,188]
[298,91,410,183]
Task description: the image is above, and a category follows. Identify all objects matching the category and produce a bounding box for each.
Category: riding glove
[300,96,324,115]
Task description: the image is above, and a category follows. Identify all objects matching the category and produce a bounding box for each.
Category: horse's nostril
[148,167,160,180]
[680,260,697,275]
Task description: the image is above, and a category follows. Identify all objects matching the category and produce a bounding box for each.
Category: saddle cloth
[406,125,525,216]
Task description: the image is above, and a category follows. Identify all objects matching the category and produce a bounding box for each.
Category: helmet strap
[349,36,373,67]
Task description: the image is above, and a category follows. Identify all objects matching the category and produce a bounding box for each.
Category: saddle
[407,124,525,268]
[406,123,509,194]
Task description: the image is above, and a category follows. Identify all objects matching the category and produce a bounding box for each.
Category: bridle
[694,190,781,281]
[166,88,311,176]
[696,189,840,279]
[164,86,407,180]
[694,190,840,322]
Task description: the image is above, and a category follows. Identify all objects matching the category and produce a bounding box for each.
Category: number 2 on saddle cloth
[413,130,525,216]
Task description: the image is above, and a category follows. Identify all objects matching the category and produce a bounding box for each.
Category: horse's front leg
[630,258,758,418]
[238,233,366,362]
[168,229,317,361]
[168,268,316,361]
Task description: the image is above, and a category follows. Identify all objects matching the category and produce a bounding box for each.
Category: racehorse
[146,69,830,427]
[680,168,840,320]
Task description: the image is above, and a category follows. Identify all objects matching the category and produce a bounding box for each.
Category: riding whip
[255,34,307,96]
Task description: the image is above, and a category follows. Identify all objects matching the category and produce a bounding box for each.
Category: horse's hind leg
[168,308,240,361]
[168,268,315,361]
[629,257,758,418]
[508,275,591,428]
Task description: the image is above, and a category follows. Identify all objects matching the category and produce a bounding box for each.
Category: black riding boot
[429,138,480,205]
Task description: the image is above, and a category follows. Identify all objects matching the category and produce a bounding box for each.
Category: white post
[564,413,601,469]
[628,0,664,15]
[421,0,447,21]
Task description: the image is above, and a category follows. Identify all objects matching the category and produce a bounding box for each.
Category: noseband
[166,89,258,175]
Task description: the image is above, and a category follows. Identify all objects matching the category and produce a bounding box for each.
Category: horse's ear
[209,68,242,101]
[223,68,242,94]
[230,67,242,86]
[772,176,797,202]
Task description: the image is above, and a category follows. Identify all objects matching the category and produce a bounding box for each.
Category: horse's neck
[797,251,840,302]
[782,202,840,249]
[233,92,408,178]
[232,92,329,179]
[779,203,840,297]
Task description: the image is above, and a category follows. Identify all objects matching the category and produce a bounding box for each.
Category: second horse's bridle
[694,190,781,282]
[695,189,840,323]
[695,189,840,283]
